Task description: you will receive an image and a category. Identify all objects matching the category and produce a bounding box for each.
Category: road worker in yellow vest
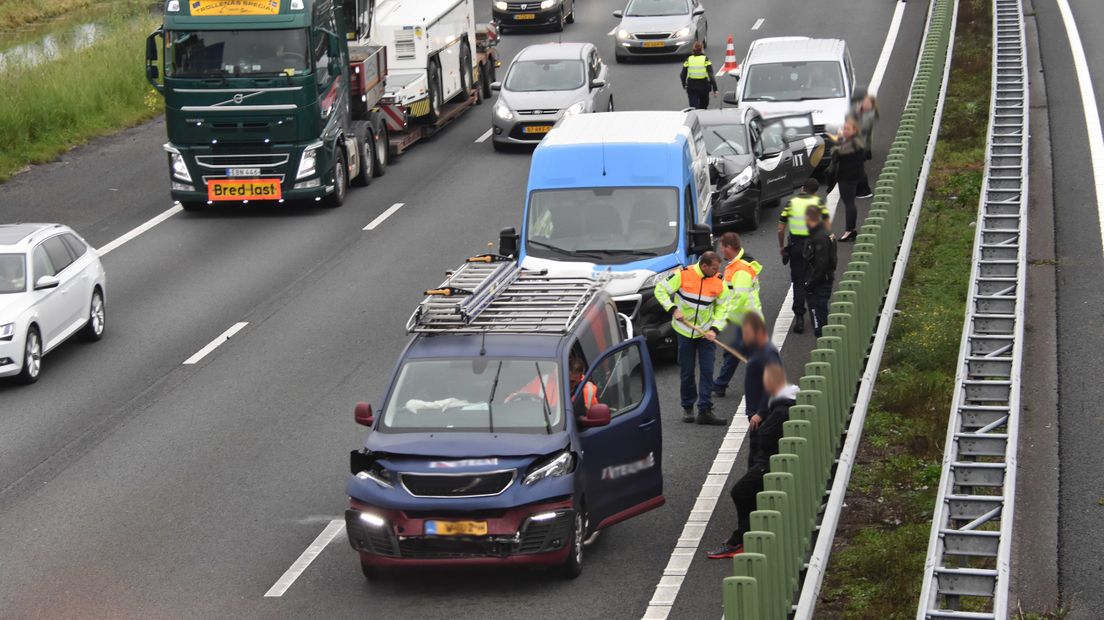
[654,251,730,426]
[712,232,763,398]
[680,41,718,110]
[778,178,830,334]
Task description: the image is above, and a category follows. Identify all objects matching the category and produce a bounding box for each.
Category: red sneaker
[706,543,744,559]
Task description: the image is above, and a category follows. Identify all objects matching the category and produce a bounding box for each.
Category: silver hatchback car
[612,0,708,63]
[490,42,614,150]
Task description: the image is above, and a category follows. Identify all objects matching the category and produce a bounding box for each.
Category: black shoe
[793,314,805,334]
[696,408,728,426]
[713,387,727,398]
[856,191,874,199]
[683,408,696,423]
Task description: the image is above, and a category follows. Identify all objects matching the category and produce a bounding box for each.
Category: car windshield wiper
[486,360,503,434]
[527,240,605,260]
[534,362,554,435]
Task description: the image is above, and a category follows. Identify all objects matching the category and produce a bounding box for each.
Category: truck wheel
[562,508,586,579]
[352,133,373,187]
[480,63,493,99]
[180,201,205,212]
[323,149,347,208]
[425,60,443,123]
[457,41,473,102]
[372,127,388,177]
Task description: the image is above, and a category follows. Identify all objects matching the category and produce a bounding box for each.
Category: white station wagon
[0,223,107,383]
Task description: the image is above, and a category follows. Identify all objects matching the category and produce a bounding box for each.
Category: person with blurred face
[829,116,867,241]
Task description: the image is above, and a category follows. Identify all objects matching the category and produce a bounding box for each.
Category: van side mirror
[723,90,738,105]
[612,9,624,18]
[34,275,60,290]
[354,402,374,427]
[499,226,519,257]
[580,404,611,428]
[689,223,712,255]
[490,81,501,91]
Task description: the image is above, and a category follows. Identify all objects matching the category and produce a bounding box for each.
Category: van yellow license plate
[642,41,666,48]
[425,520,488,536]
[514,13,536,20]
[207,179,282,201]
[523,125,552,134]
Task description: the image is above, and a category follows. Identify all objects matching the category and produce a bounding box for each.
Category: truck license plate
[523,125,552,134]
[227,167,261,177]
[642,41,666,48]
[425,520,488,536]
[207,179,282,201]
[514,13,536,20]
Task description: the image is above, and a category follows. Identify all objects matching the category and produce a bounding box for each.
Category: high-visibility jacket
[683,54,711,80]
[516,376,598,410]
[718,249,763,329]
[654,263,728,338]
[780,193,829,238]
[577,381,599,410]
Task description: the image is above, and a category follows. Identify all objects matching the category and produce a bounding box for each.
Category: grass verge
[0,13,161,181]
[814,0,992,617]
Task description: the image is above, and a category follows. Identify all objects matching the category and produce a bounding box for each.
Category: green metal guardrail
[722,0,957,616]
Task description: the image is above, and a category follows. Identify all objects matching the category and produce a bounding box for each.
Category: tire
[80,288,106,342]
[180,201,205,212]
[360,560,383,581]
[615,53,628,64]
[481,66,494,100]
[562,508,586,579]
[554,8,565,32]
[18,327,42,384]
[743,203,761,231]
[566,1,575,23]
[351,133,374,187]
[457,42,473,102]
[372,127,388,177]
[492,139,508,152]
[323,149,347,208]
[426,60,442,123]
[608,97,614,112]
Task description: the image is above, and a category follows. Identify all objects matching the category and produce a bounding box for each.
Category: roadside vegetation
[0,9,160,181]
[815,0,992,617]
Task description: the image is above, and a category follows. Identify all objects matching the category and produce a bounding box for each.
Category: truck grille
[400,471,515,498]
[194,153,289,169]
[634,32,671,40]
[394,32,416,60]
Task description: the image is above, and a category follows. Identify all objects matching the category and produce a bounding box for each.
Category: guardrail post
[769,453,810,549]
[763,472,800,593]
[723,576,760,620]
[732,553,769,619]
[743,528,781,620]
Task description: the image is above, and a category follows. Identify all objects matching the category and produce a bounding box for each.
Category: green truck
[145,0,496,211]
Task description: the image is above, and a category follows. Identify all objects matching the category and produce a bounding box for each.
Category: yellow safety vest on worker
[683,54,712,81]
[780,194,829,238]
[716,249,763,330]
[654,264,729,338]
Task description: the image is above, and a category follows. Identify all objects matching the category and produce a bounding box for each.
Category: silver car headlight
[494,100,514,121]
[617,28,630,40]
[725,165,755,194]
[167,151,191,182]
[296,142,322,179]
[672,27,691,39]
[523,451,573,485]
[563,101,586,117]
[642,267,679,290]
[0,323,14,341]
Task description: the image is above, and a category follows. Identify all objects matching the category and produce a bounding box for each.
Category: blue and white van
[499,111,714,357]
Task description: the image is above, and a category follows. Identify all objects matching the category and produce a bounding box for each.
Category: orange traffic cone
[716,35,739,77]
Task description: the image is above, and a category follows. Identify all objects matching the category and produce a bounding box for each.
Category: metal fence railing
[720,0,961,617]
[916,0,1028,617]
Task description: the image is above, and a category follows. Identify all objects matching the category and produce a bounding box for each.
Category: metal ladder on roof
[916,0,1027,618]
[406,257,607,334]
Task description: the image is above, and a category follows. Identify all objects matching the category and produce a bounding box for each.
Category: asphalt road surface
[0,1,928,618]
[1031,0,1104,615]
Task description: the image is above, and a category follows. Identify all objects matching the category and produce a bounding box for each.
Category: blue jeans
[713,327,745,391]
[677,333,716,411]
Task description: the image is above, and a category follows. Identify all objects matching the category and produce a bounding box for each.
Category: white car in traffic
[0,223,106,383]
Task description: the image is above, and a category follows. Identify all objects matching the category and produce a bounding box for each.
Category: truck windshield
[526,187,679,260]
[166,29,311,77]
[381,359,564,434]
[742,61,845,102]
[504,60,586,92]
[0,254,26,294]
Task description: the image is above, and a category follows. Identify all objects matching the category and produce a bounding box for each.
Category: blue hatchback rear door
[575,337,664,530]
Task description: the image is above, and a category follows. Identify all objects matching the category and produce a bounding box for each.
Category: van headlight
[724,165,755,194]
[672,27,691,39]
[494,100,514,121]
[563,101,586,117]
[540,0,556,8]
[523,451,573,485]
[642,267,678,290]
[167,151,191,182]
[296,142,322,179]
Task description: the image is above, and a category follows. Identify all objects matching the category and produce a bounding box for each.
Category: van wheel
[80,288,106,342]
[372,127,388,177]
[323,149,347,208]
[352,133,373,187]
[562,508,586,579]
[18,327,42,384]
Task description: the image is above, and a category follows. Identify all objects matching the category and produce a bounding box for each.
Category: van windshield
[742,60,845,102]
[381,359,564,434]
[166,29,311,77]
[526,187,679,262]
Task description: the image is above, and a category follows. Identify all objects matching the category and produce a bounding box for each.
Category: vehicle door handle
[638,418,657,430]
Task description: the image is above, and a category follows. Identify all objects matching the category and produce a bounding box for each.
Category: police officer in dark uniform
[777,178,829,334]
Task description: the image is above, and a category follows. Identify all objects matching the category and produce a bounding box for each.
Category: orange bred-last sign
[190,0,280,16]
[207,179,282,201]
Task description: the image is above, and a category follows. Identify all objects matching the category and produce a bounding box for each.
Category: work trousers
[677,333,716,411]
[838,180,859,232]
[713,326,745,391]
[807,281,833,338]
[726,467,767,546]
[686,88,711,110]
[788,237,809,317]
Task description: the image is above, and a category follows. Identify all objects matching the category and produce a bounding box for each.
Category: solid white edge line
[182,321,248,365]
[608,26,619,36]
[475,128,494,143]
[796,0,956,616]
[96,204,183,256]
[1055,0,1104,256]
[264,519,345,598]
[751,18,765,31]
[363,202,405,231]
[641,2,908,618]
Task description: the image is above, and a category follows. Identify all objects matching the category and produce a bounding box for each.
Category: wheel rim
[335,156,345,198]
[26,332,40,378]
[573,513,585,565]
[363,140,373,177]
[376,132,387,166]
[90,293,104,335]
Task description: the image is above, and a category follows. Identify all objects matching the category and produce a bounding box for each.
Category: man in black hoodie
[803,205,837,338]
[706,364,797,558]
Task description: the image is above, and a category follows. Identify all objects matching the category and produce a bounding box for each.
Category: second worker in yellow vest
[680,41,718,110]
[711,232,763,398]
[778,178,830,334]
[654,251,730,426]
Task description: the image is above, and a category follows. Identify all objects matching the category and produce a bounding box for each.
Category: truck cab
[500,111,713,359]
[345,258,664,578]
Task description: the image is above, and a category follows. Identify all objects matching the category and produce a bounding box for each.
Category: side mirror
[590,78,606,90]
[354,402,375,427]
[499,226,519,257]
[689,223,712,255]
[722,90,739,105]
[145,34,158,62]
[34,275,60,290]
[580,404,611,428]
[612,10,623,18]
[146,65,160,81]
[328,59,341,77]
[490,81,501,91]
[692,7,705,16]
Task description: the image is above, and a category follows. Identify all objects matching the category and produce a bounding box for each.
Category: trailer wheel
[457,41,473,102]
[426,60,442,123]
[352,132,373,187]
[323,148,347,208]
[372,126,388,177]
